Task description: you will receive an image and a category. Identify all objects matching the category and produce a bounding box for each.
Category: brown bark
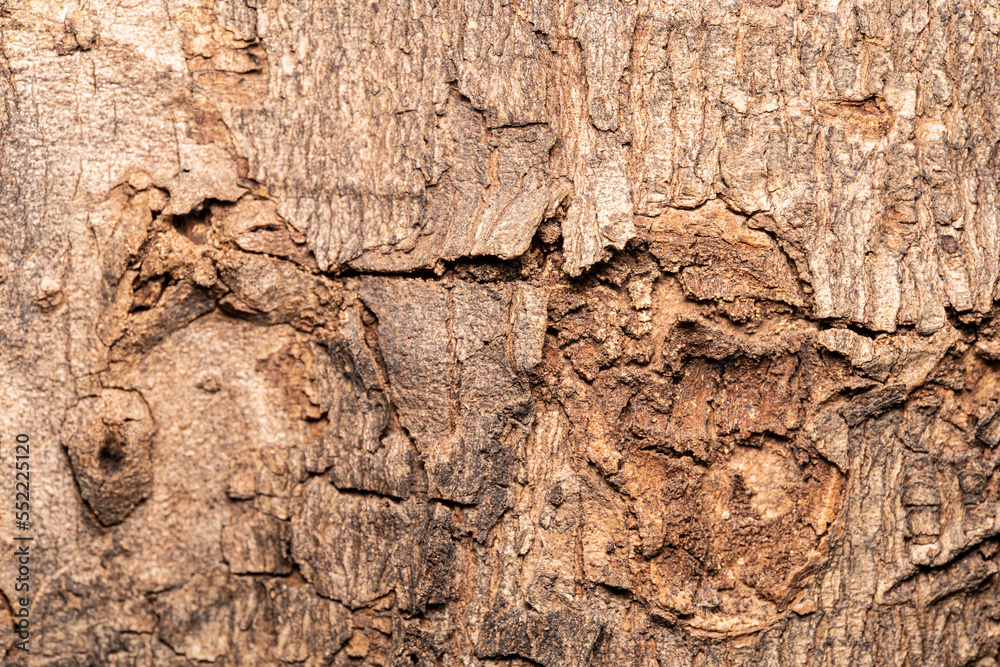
[1,0,1000,664]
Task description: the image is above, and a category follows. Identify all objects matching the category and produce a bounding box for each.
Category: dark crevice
[98,431,125,475]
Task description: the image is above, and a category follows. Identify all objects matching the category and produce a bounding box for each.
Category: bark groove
[1,0,999,665]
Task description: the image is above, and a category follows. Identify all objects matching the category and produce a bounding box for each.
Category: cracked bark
[1,0,1000,665]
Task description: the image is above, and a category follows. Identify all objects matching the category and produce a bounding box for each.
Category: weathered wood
[1,0,999,664]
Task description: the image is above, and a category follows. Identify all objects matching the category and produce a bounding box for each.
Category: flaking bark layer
[1,0,1000,665]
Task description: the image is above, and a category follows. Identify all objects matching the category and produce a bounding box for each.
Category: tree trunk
[2,0,1000,664]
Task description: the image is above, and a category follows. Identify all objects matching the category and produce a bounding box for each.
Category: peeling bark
[1,0,1000,665]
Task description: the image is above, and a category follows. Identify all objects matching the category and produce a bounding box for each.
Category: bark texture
[1,0,1000,664]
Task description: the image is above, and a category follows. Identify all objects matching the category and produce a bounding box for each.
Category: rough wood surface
[1,0,1000,664]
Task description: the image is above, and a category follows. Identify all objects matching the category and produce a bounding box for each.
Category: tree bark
[1,0,1000,664]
